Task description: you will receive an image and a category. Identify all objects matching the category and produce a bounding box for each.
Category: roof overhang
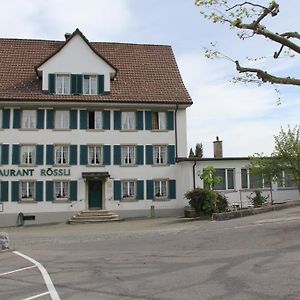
[82,172,110,180]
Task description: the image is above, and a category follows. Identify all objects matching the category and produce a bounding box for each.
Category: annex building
[0,29,192,226]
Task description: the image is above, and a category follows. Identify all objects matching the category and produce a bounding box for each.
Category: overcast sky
[0,0,299,157]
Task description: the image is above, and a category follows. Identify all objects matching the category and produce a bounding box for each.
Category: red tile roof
[0,33,192,105]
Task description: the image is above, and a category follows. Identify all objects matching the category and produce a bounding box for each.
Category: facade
[0,29,192,226]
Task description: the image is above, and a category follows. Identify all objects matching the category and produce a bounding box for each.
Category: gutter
[175,104,179,159]
[193,161,197,189]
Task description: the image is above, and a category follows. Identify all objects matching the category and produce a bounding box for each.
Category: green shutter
[168,180,176,199]
[136,111,143,130]
[46,181,54,202]
[146,180,154,200]
[146,145,153,165]
[2,109,10,129]
[1,144,9,164]
[145,111,152,130]
[97,75,105,94]
[11,181,19,202]
[48,73,55,94]
[113,145,121,165]
[80,110,87,129]
[46,109,54,129]
[35,181,43,202]
[70,110,78,129]
[114,111,121,130]
[36,145,44,165]
[36,109,45,129]
[70,181,77,201]
[103,145,111,165]
[113,181,121,200]
[12,144,20,165]
[13,109,21,129]
[71,74,83,94]
[136,180,144,200]
[46,145,54,165]
[69,145,78,165]
[80,145,88,165]
[167,145,175,164]
[167,111,174,130]
[103,110,110,130]
[0,181,8,201]
[136,145,144,165]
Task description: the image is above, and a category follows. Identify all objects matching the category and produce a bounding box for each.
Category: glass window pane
[250,173,263,189]
[227,169,235,190]
[241,169,248,189]
[214,169,226,190]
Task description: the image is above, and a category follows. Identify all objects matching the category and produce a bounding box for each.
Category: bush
[248,190,268,207]
[185,188,228,216]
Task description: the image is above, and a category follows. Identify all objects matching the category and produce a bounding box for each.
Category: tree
[200,166,221,189]
[273,126,300,196]
[195,143,204,158]
[189,147,195,158]
[195,1,300,86]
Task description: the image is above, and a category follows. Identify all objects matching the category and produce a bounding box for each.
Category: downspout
[175,104,179,160]
[193,161,197,189]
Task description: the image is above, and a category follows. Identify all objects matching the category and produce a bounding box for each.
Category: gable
[37,33,116,92]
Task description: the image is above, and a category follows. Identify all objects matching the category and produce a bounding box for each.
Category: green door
[88,181,102,209]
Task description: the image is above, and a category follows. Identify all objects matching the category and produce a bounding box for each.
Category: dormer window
[83,75,97,95]
[56,74,70,94]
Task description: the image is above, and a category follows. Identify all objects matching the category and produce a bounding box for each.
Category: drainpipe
[192,161,197,189]
[175,104,179,160]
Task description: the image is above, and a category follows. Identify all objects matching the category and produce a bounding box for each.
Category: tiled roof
[0,34,192,105]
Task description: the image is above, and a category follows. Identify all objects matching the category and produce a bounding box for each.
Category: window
[55,110,69,129]
[210,168,235,191]
[278,170,297,188]
[20,181,34,201]
[56,74,70,94]
[121,181,136,200]
[20,145,35,165]
[55,145,69,165]
[88,145,103,165]
[241,169,270,189]
[121,111,135,130]
[88,111,102,129]
[154,180,167,198]
[55,181,69,200]
[22,110,36,129]
[153,145,167,165]
[121,145,135,165]
[0,109,2,128]
[152,112,167,130]
[83,75,97,95]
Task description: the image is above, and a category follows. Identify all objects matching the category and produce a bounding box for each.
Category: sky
[0,0,299,157]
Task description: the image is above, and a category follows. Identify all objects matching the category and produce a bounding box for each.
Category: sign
[0,168,71,177]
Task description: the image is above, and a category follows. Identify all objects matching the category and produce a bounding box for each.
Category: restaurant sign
[0,168,71,177]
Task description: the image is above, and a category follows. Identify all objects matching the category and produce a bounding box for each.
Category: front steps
[68,210,121,224]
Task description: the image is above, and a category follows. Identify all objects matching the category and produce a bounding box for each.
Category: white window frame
[22,110,36,129]
[20,181,35,201]
[55,110,69,129]
[121,111,135,130]
[121,180,136,200]
[54,181,69,200]
[0,109,3,129]
[278,170,297,188]
[121,145,135,166]
[152,112,167,130]
[83,75,97,95]
[88,145,103,165]
[210,168,235,191]
[54,145,69,165]
[153,145,167,165]
[56,74,70,95]
[20,145,35,165]
[154,180,167,199]
[88,111,103,129]
[241,169,269,189]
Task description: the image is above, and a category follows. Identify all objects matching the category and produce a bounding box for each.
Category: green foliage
[189,148,195,158]
[247,190,268,207]
[200,166,221,189]
[195,143,204,158]
[185,188,228,216]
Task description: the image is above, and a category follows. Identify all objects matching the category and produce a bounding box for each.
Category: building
[0,29,192,226]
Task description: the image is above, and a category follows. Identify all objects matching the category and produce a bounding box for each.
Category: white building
[0,29,192,226]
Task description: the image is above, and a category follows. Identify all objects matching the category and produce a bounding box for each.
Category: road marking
[0,265,36,277]
[13,251,60,300]
[22,291,50,300]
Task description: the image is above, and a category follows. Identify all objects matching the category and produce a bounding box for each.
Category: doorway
[88,180,102,209]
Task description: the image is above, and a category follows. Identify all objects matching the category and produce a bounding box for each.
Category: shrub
[248,190,268,207]
[215,193,228,213]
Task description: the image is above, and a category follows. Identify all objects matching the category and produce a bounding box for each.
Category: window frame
[152,112,167,130]
[211,168,235,191]
[54,145,69,165]
[55,74,70,95]
[121,145,136,166]
[121,180,136,201]
[20,181,35,201]
[277,170,298,188]
[241,169,270,189]
[20,145,35,166]
[121,111,136,130]
[54,181,69,201]
[153,145,167,165]
[88,110,103,130]
[83,74,97,95]
[55,110,70,130]
[88,145,103,166]
[154,179,168,199]
[21,110,37,129]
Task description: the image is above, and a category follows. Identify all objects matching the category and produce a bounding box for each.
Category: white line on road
[0,265,36,277]
[13,251,60,300]
[22,291,50,300]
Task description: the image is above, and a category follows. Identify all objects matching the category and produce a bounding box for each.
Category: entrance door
[88,181,102,209]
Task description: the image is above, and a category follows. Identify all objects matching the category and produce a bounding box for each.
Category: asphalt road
[2,206,300,300]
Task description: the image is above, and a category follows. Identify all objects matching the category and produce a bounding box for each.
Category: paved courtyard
[2,206,300,299]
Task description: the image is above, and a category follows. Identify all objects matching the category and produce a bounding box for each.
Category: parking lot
[2,208,300,299]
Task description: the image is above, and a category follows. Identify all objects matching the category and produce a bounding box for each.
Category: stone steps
[68,210,121,224]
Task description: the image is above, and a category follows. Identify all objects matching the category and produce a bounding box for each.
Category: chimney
[64,33,72,40]
[213,136,223,158]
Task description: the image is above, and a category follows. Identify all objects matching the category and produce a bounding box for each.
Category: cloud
[0,0,132,40]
